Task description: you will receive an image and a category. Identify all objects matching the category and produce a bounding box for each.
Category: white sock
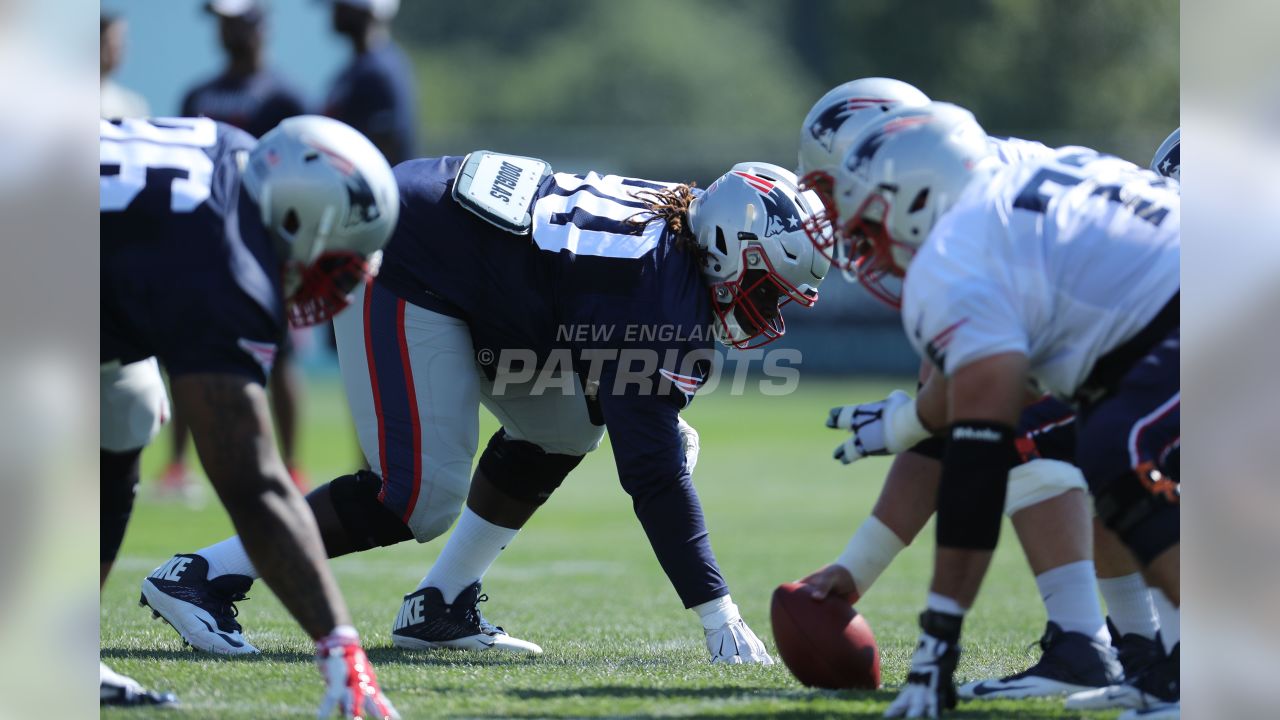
[197,536,259,580]
[1097,573,1159,640]
[835,515,908,597]
[1036,560,1109,644]
[420,507,519,603]
[693,594,741,630]
[926,592,967,616]
[1151,588,1179,653]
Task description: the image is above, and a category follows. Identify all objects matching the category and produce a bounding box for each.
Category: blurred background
[104,0,1180,374]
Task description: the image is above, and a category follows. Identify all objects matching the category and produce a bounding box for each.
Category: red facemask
[285,250,375,327]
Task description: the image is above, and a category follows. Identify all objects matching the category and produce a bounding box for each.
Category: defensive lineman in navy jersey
[102,116,400,717]
[156,153,829,661]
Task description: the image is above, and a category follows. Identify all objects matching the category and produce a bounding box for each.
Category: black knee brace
[476,430,584,506]
[101,448,142,564]
[327,470,413,551]
[1094,466,1179,566]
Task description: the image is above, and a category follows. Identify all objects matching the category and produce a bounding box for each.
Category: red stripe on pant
[362,282,390,502]
[395,298,424,525]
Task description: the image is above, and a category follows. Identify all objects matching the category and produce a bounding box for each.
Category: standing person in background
[100,13,149,119]
[324,0,417,166]
[164,0,311,495]
[181,0,306,137]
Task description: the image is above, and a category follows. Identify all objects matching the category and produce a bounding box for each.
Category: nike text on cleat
[100,662,178,707]
[390,581,542,655]
[139,553,259,655]
[958,621,1122,700]
[1066,643,1179,711]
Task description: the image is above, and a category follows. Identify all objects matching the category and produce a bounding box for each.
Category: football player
[1062,125,1182,716]
[821,102,1179,719]
[101,116,399,718]
[145,154,828,663]
[795,79,1151,701]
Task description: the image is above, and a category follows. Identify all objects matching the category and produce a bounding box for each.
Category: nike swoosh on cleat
[197,618,245,648]
[971,682,1033,697]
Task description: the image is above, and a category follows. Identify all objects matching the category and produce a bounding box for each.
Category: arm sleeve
[597,370,728,608]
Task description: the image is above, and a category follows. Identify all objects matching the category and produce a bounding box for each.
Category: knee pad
[101,448,141,564]
[328,470,414,552]
[1004,459,1088,516]
[1093,465,1179,566]
[477,430,585,506]
[100,359,170,452]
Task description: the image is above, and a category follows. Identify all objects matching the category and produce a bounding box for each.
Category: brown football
[770,582,881,689]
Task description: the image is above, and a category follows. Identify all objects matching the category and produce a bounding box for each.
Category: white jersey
[986,135,1055,166]
[902,146,1180,397]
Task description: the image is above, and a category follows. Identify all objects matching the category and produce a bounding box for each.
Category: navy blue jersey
[100,118,284,385]
[180,70,305,139]
[378,156,727,607]
[322,42,417,165]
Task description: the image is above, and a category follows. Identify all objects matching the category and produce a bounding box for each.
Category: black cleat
[139,554,258,655]
[390,581,542,655]
[959,621,1123,699]
[100,662,178,707]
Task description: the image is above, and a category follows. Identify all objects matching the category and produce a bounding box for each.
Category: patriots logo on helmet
[308,142,381,226]
[845,111,933,177]
[808,98,897,152]
[732,171,803,238]
[1157,142,1180,179]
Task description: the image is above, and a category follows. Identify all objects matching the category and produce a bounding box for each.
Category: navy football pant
[1076,328,1180,564]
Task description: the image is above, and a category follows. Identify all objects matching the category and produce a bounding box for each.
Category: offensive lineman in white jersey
[794,79,1157,701]
[824,102,1179,719]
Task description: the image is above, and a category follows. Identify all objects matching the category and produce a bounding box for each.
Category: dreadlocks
[629,184,703,254]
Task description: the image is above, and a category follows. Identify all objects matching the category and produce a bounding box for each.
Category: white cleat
[390,582,542,655]
[139,554,259,655]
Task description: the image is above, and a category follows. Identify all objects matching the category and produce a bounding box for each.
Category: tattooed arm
[170,373,351,639]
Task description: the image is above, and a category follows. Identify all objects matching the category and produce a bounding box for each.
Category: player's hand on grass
[706,617,774,665]
[885,611,961,718]
[317,632,399,719]
[797,563,859,603]
[827,390,928,465]
[677,415,700,472]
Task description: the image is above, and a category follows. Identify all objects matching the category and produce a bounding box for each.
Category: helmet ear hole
[909,188,930,213]
[714,226,728,256]
[282,208,301,235]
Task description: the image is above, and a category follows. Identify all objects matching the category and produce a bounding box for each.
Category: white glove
[317,633,399,719]
[884,614,960,718]
[706,617,774,665]
[678,415,700,472]
[827,390,929,465]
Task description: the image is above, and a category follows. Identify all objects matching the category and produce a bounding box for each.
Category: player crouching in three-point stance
[102,116,399,717]
[816,103,1180,719]
[145,153,828,662]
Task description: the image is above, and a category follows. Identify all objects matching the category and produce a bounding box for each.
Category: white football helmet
[243,115,399,327]
[1151,127,1180,181]
[688,162,830,348]
[833,102,991,308]
[796,78,930,272]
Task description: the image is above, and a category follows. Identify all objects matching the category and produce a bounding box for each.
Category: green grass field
[102,375,1110,719]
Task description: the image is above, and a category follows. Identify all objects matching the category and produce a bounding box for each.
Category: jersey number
[1012,151,1171,226]
[100,118,217,214]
